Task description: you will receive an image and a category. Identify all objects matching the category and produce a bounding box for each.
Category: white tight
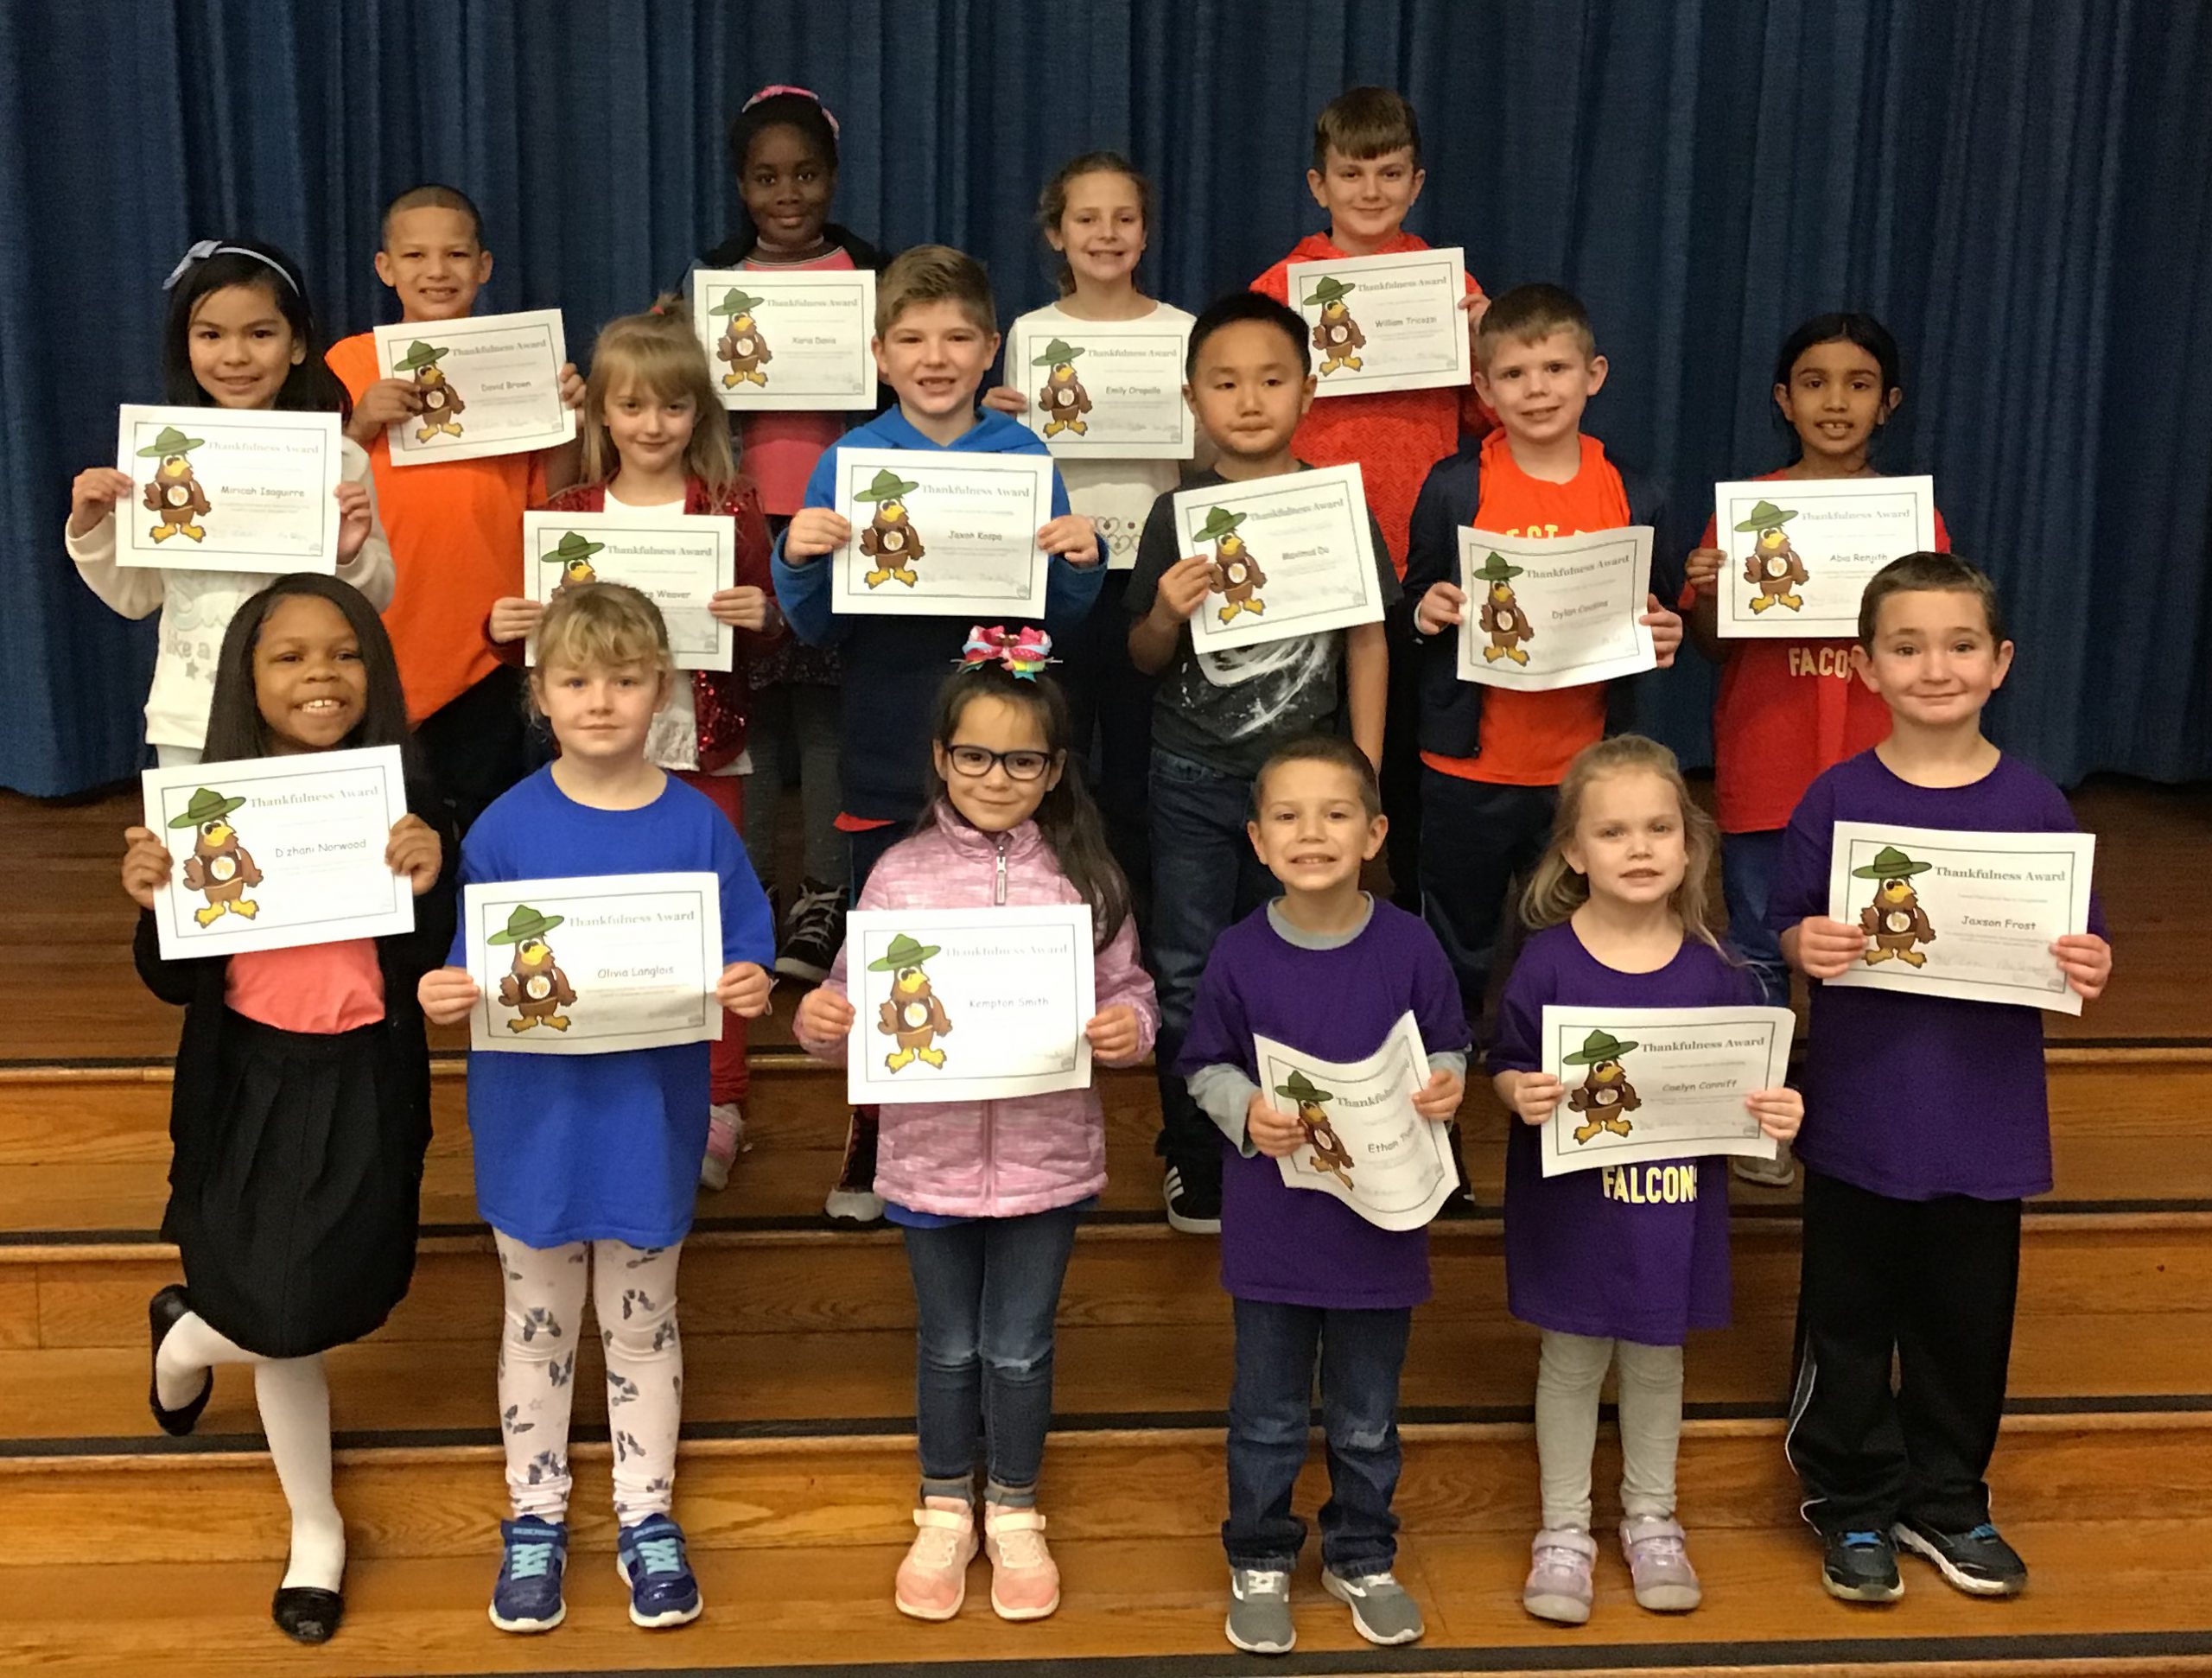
[1535,1328,1685,1533]
[495,1233,684,1524]
[154,1313,343,1589]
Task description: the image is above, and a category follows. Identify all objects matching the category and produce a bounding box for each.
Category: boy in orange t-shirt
[326,185,582,833]
[1406,286,1684,1039]
[1250,87,1488,909]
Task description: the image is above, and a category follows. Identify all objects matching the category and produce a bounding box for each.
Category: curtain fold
[4,0,2206,794]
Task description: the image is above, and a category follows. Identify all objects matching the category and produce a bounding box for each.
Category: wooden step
[4,1414,2205,1563]
[5,1218,2207,1446]
[3,1048,2209,1239]
[5,1517,2210,1676]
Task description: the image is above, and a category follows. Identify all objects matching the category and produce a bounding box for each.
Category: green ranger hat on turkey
[712,287,766,315]
[1302,276,1356,306]
[1193,506,1247,543]
[137,424,205,458]
[1851,843,1935,880]
[1733,499,1800,533]
[167,787,246,829]
[854,467,921,504]
[868,932,942,970]
[1033,337,1084,366]
[392,340,452,372]
[1563,1027,1639,1065]
[1469,550,1524,582]
[543,531,605,565]
[1273,1069,1334,1104]
[487,904,565,944]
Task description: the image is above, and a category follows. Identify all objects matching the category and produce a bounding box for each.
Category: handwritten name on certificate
[116,405,342,574]
[828,448,1056,619]
[1255,1011,1458,1231]
[464,874,724,1055]
[521,512,735,672]
[143,746,413,960]
[372,309,575,466]
[1714,476,1936,639]
[1173,464,1387,654]
[843,905,1096,1107]
[1285,246,1472,397]
[1824,822,2097,1014]
[690,269,877,412]
[1006,316,1195,461]
[1456,527,1656,690]
[1537,1006,1796,1179]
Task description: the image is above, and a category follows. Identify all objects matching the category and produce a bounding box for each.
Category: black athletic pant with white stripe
[1786,1168,2023,1536]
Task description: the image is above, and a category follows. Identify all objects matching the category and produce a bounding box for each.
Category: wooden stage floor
[2,774,2205,1065]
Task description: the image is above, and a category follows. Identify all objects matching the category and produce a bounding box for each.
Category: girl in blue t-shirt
[419,584,775,1637]
[1488,736,1801,1626]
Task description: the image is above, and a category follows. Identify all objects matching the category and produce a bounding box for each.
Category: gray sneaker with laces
[1225,1566,1294,1654]
[1524,1526,1597,1624]
[1323,1567,1424,1644]
[1620,1514,1702,1611]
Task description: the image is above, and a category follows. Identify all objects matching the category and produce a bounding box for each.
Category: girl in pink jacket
[794,630,1158,1625]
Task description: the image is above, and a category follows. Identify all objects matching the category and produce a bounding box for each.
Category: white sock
[255,1356,346,1592]
[154,1309,256,1412]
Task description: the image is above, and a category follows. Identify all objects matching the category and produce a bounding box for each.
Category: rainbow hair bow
[959,625,1054,679]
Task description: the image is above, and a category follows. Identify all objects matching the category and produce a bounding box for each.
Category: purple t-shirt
[1179,899,1470,1310]
[1769,749,2105,1202]
[1488,924,1752,1346]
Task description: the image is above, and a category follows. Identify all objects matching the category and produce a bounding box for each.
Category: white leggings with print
[496,1233,684,1524]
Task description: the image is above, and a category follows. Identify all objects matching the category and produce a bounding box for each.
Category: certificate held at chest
[1455,527,1656,690]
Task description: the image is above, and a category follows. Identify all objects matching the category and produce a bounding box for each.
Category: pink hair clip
[959,626,1054,679]
[742,84,840,137]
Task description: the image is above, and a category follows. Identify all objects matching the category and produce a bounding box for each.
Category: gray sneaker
[1524,1526,1598,1624]
[1732,1139,1796,1187]
[1620,1515,1702,1611]
[1225,1567,1294,1654]
[1322,1568,1424,1645]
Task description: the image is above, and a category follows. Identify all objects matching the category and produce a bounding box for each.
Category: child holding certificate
[776,245,1103,1223]
[985,153,1197,890]
[1179,734,1468,1654]
[791,641,1157,1624]
[326,187,583,834]
[1127,291,1396,1235]
[1251,87,1491,906]
[417,585,776,1636]
[1487,735,1802,1625]
[1771,554,2110,1605]
[124,574,451,1645]
[69,238,392,767]
[487,302,784,1190]
[1680,316,1952,1187]
[694,86,893,988]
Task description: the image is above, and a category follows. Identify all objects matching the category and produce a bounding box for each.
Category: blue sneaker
[488,1516,568,1633]
[617,1513,703,1628]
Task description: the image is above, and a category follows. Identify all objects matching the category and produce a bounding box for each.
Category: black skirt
[162,1011,429,1358]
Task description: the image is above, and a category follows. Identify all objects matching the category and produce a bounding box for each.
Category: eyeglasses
[946,744,1055,782]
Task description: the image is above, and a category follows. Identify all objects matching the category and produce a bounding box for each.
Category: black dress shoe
[272,1585,344,1643]
[147,1285,212,1437]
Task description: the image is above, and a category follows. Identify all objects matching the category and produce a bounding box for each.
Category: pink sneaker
[983,1504,1060,1620]
[698,1102,746,1192]
[893,1497,976,1620]
[1523,1526,1597,1624]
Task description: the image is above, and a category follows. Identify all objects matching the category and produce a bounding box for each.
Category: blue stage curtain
[3,0,2206,794]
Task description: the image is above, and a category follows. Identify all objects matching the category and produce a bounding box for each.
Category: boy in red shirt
[1405,286,1683,1048]
[1251,87,1488,909]
[326,185,582,834]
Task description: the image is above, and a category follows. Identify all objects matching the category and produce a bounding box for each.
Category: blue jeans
[1147,750,1275,1181]
[1224,1297,1413,1576]
[1721,829,1789,1007]
[902,1204,1083,1504]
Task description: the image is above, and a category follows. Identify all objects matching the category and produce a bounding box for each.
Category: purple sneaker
[1620,1515,1702,1611]
[1523,1526,1597,1624]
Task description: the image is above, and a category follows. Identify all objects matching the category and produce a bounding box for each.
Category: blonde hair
[875,244,995,336]
[578,298,736,493]
[531,582,674,694]
[1521,735,1729,954]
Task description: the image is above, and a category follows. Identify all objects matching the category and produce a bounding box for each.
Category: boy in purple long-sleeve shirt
[1771,555,2113,1605]
[1179,735,1468,1654]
